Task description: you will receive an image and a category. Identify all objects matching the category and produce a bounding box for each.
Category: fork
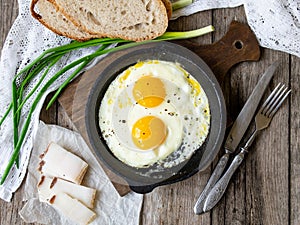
[202,83,291,212]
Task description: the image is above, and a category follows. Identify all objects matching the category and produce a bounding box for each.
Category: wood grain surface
[1,1,299,225]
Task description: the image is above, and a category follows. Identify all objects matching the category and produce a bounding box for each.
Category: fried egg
[99,60,210,168]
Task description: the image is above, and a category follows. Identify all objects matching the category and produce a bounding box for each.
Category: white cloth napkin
[0,0,299,222]
[18,121,143,225]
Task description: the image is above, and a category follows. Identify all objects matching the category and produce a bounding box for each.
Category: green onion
[157,26,215,40]
[0,103,12,126]
[0,26,214,184]
[15,55,63,116]
[172,0,193,11]
[46,44,110,109]
[12,80,19,167]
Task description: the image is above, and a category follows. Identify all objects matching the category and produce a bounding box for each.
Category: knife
[193,61,279,214]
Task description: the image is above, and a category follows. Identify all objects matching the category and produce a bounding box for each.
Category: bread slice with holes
[31,0,98,41]
[50,0,169,41]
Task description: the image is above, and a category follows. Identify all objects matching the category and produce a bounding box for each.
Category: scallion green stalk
[15,55,63,116]
[157,25,215,40]
[0,103,12,126]
[12,81,19,167]
[46,44,110,109]
[172,0,193,11]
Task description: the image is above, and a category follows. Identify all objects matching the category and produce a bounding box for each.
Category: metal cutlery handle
[193,152,230,214]
[194,61,278,214]
[203,83,291,212]
[202,131,257,213]
[203,150,246,212]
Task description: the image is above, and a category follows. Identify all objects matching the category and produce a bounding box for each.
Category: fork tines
[260,83,291,118]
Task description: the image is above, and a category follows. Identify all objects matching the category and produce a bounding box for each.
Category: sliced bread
[50,0,169,41]
[31,0,98,41]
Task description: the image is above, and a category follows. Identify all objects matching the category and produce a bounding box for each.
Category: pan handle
[129,184,159,194]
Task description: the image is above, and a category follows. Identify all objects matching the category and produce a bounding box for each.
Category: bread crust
[50,0,168,41]
[31,0,98,41]
[31,0,169,41]
[161,0,172,19]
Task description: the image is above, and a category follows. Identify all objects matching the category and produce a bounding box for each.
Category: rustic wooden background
[1,1,299,225]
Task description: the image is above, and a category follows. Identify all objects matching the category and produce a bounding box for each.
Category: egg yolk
[131,116,167,150]
[133,76,166,107]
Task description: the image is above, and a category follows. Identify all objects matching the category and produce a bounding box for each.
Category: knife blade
[193,61,279,214]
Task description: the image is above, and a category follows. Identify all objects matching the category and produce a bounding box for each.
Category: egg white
[99,60,210,168]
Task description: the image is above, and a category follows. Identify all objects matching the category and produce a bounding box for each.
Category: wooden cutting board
[58,21,260,196]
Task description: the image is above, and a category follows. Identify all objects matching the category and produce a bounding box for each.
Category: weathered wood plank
[0,0,18,48]
[211,6,291,225]
[0,1,299,225]
[290,55,300,225]
[244,50,290,225]
[211,7,249,225]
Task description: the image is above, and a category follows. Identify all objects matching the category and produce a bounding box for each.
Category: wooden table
[1,1,299,224]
